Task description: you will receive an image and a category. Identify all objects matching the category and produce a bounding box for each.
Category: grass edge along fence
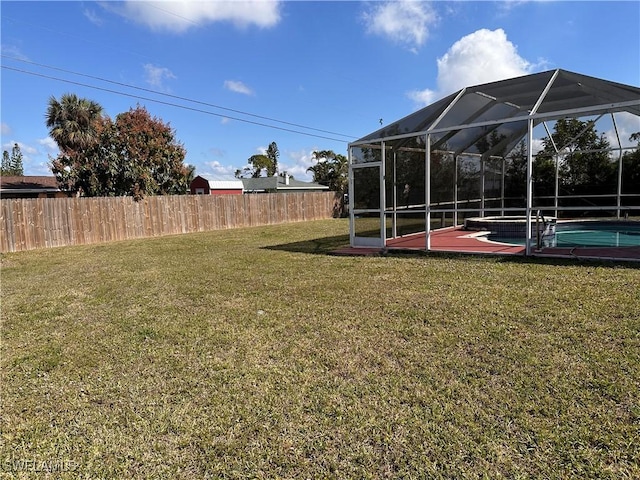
[0,192,342,253]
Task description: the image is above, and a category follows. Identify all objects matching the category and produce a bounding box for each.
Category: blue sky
[2,0,639,181]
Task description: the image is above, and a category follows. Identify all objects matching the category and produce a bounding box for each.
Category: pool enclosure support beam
[425,134,432,251]
[381,142,387,248]
[526,72,559,253]
[392,150,397,238]
[454,155,459,226]
[612,113,623,218]
[348,99,639,150]
[542,121,560,217]
[480,156,486,217]
[554,154,560,215]
[347,147,362,248]
[525,118,534,255]
[501,158,506,216]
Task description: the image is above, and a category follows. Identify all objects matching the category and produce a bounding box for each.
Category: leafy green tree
[307,150,348,194]
[536,118,614,196]
[476,129,507,158]
[46,94,104,153]
[1,150,11,175]
[265,141,279,176]
[236,141,280,178]
[247,154,273,178]
[622,132,640,194]
[429,150,454,204]
[504,141,527,200]
[51,105,191,199]
[1,143,24,176]
[10,143,24,176]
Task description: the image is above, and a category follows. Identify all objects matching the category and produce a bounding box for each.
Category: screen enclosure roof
[352,69,640,158]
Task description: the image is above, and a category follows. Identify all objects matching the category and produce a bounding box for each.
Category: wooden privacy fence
[0,192,341,253]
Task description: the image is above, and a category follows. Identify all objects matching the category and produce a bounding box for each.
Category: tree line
[15,93,631,206]
[499,119,640,206]
[37,93,350,199]
[233,142,349,197]
[353,118,639,213]
[46,94,193,199]
[1,143,24,176]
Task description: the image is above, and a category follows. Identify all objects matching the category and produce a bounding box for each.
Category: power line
[2,65,354,144]
[1,55,356,141]
[145,3,202,28]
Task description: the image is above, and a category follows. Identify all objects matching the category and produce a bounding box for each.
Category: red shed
[190,176,244,195]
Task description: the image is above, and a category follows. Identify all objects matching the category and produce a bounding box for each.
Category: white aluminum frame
[348,70,640,257]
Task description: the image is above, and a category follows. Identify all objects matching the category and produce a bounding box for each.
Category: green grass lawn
[1,218,639,479]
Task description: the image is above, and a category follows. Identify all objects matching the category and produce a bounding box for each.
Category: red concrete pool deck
[387,228,525,254]
[333,227,640,261]
[333,227,524,256]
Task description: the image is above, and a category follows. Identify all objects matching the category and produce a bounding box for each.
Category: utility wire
[2,65,353,143]
[1,55,356,140]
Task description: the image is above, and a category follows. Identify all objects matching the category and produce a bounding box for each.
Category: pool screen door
[350,163,385,248]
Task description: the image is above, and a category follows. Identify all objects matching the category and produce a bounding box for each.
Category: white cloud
[1,44,29,62]
[437,29,532,93]
[224,80,254,96]
[531,137,545,155]
[83,8,103,26]
[112,0,282,33]
[496,0,532,15]
[407,28,533,107]
[0,123,11,136]
[0,139,55,175]
[362,1,438,50]
[38,137,58,152]
[143,63,176,91]
[406,88,437,107]
[202,160,239,180]
[281,148,317,181]
[605,112,640,149]
[206,147,319,181]
[2,141,38,156]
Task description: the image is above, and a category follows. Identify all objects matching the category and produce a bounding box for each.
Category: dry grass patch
[1,219,639,478]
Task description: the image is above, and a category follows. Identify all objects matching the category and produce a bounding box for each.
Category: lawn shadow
[263,233,351,255]
[383,248,640,269]
[264,234,640,269]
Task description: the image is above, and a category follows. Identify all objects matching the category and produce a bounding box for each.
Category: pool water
[488,222,640,248]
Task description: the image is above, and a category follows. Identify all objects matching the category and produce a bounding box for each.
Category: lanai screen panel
[462,70,556,119]
[385,140,426,211]
[431,150,456,206]
[349,69,640,251]
[536,71,640,117]
[354,69,640,147]
[351,143,383,165]
[351,144,383,240]
[384,137,427,237]
[356,93,458,142]
[430,121,529,157]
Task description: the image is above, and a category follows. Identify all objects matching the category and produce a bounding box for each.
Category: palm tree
[45,94,104,153]
[307,150,348,194]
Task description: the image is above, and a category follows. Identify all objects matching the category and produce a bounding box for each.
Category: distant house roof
[0,176,61,194]
[241,175,329,193]
[208,180,244,190]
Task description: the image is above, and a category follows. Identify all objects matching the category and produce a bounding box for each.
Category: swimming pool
[488,221,640,248]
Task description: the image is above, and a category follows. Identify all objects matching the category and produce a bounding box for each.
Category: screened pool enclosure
[348,69,640,256]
